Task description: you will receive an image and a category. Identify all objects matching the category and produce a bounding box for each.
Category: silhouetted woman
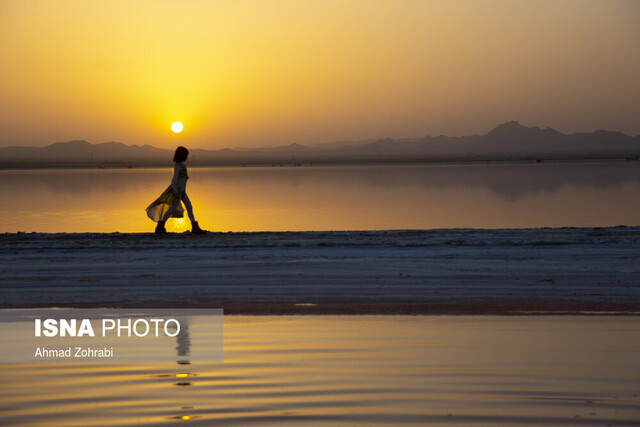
[146,146,206,234]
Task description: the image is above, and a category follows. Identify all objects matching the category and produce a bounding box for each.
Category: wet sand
[1,315,639,426]
[1,228,639,314]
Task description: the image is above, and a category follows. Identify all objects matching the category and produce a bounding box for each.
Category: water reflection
[1,162,639,232]
[2,316,638,426]
[4,162,638,196]
[170,320,195,420]
[173,317,191,365]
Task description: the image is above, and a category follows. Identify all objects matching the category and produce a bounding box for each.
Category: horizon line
[3,121,639,151]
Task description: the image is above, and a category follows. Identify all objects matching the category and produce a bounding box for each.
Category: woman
[146,146,206,234]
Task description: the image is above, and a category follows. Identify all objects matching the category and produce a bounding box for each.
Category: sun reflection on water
[2,163,640,233]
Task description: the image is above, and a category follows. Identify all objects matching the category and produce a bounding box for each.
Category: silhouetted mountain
[1,122,639,168]
[0,140,171,167]
[274,143,309,151]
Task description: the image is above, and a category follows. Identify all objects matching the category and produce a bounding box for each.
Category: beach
[1,227,639,313]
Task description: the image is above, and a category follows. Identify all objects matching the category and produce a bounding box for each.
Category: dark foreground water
[1,316,639,426]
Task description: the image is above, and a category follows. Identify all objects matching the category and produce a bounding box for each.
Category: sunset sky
[1,0,639,149]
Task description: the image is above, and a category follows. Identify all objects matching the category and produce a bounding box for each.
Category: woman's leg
[161,198,183,222]
[181,192,196,223]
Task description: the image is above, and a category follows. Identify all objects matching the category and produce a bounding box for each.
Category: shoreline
[0,156,638,170]
[2,227,639,314]
[7,302,640,316]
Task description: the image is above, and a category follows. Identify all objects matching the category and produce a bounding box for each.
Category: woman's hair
[173,146,189,163]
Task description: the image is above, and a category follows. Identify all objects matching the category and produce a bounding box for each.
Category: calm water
[1,162,639,233]
[1,316,639,426]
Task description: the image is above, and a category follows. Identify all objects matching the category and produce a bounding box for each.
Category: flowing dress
[146,162,188,222]
[145,185,185,222]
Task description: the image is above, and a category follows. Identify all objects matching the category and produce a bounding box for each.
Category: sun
[171,121,183,133]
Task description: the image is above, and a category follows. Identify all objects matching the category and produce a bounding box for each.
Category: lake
[1,161,639,233]
[1,315,639,426]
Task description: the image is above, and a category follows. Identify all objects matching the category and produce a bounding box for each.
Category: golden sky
[1,0,639,149]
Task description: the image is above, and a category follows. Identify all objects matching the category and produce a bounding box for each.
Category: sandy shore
[1,227,639,314]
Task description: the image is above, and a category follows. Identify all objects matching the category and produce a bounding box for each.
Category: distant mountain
[1,122,639,168]
[0,140,171,167]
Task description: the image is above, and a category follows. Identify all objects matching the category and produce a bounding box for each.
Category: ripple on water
[1,315,639,426]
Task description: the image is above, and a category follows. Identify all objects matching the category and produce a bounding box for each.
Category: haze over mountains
[1,122,639,168]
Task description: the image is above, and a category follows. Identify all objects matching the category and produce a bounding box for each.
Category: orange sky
[1,0,639,149]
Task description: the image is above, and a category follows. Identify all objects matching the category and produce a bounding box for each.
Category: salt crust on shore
[1,227,639,314]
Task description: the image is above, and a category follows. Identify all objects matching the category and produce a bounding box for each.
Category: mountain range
[1,121,639,168]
